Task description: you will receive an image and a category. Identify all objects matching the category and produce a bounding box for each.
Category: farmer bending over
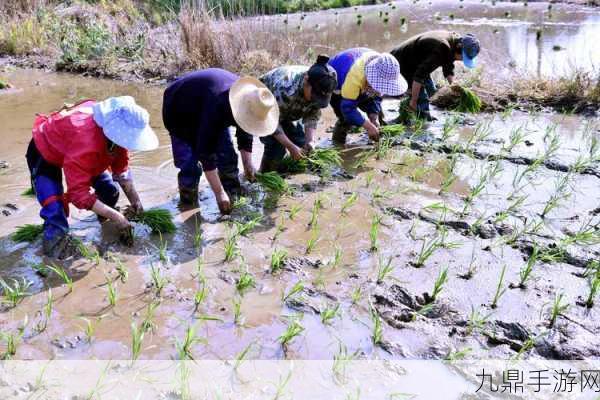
[162,68,279,214]
[391,30,480,121]
[27,96,159,258]
[247,55,337,172]
[328,48,407,145]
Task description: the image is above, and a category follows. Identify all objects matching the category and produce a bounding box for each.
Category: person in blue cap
[27,96,159,258]
[391,31,480,121]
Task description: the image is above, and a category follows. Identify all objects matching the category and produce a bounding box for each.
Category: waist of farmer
[32,115,65,167]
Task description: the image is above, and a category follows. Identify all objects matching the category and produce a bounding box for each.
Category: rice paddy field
[0,0,599,398]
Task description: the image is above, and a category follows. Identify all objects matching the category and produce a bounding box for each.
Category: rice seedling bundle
[131,209,176,234]
[380,124,406,137]
[455,87,482,113]
[12,224,43,243]
[256,172,289,194]
[280,148,342,175]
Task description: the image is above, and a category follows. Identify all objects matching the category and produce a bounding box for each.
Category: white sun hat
[92,96,159,151]
[229,76,280,137]
[364,53,408,97]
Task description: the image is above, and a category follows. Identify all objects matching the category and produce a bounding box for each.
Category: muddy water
[0,2,600,370]
[276,0,600,79]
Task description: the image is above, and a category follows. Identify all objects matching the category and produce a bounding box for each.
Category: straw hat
[229,77,279,137]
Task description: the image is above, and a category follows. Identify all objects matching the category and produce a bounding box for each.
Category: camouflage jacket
[259,66,322,134]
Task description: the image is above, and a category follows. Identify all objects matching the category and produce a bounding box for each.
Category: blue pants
[170,129,240,193]
[414,77,437,112]
[260,121,306,163]
[330,93,382,124]
[26,140,119,241]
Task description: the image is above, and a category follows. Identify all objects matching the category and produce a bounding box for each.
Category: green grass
[369,214,382,252]
[132,209,176,234]
[491,265,507,309]
[429,267,449,303]
[47,264,73,293]
[12,224,43,242]
[278,319,304,347]
[236,271,256,296]
[282,281,304,302]
[130,321,145,361]
[320,304,340,325]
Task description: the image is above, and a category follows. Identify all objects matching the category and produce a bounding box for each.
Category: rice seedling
[305,227,320,255]
[376,255,395,284]
[375,135,395,160]
[80,317,96,343]
[491,265,507,309]
[441,115,459,141]
[413,234,444,268]
[369,214,383,252]
[503,124,527,153]
[351,286,362,304]
[224,230,240,262]
[193,218,203,251]
[193,282,208,313]
[278,319,304,347]
[256,171,289,194]
[105,274,118,308]
[320,303,340,325]
[273,371,293,400]
[548,293,569,327]
[455,87,482,113]
[461,162,499,216]
[22,187,35,197]
[517,246,538,289]
[282,281,304,302]
[371,186,393,205]
[543,125,561,160]
[112,257,128,283]
[439,155,458,194]
[365,171,375,188]
[233,342,253,370]
[308,198,321,228]
[468,119,493,145]
[445,347,472,361]
[466,306,492,335]
[332,343,358,384]
[41,288,54,329]
[32,262,50,278]
[541,174,571,218]
[370,306,383,345]
[270,249,288,274]
[11,223,43,242]
[0,329,23,360]
[330,245,343,269]
[236,271,256,296]
[233,296,243,325]
[131,209,176,234]
[149,262,168,296]
[380,123,406,138]
[130,321,145,361]
[158,233,169,264]
[0,277,32,307]
[175,324,205,360]
[429,267,449,303]
[288,204,302,220]
[47,264,73,293]
[495,195,527,223]
[273,215,285,242]
[233,215,262,237]
[561,221,600,246]
[141,301,160,333]
[585,271,600,308]
[340,193,358,215]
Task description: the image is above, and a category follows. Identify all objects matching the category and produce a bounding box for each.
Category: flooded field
[0,0,599,380]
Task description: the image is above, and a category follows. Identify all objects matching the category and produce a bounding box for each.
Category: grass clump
[379,124,406,137]
[131,209,176,235]
[0,277,32,308]
[12,224,43,243]
[270,249,287,274]
[278,318,304,347]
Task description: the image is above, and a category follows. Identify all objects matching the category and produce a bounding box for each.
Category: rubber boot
[179,185,199,205]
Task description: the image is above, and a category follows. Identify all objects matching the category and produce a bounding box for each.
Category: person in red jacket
[26,96,159,258]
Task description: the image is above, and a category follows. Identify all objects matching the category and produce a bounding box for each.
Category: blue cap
[92,96,159,152]
[461,34,480,69]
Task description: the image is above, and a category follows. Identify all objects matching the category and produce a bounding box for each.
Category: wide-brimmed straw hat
[364,53,408,97]
[229,77,279,137]
[92,96,159,151]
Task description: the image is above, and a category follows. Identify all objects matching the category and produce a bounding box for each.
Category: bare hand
[303,142,314,154]
[114,213,133,231]
[289,145,306,161]
[244,165,257,183]
[123,202,143,219]
[408,99,418,112]
[366,123,380,142]
[216,192,232,215]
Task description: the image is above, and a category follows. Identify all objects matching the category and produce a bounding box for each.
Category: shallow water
[0,2,600,371]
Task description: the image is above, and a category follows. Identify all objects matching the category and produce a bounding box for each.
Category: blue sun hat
[461,34,481,69]
[92,96,159,151]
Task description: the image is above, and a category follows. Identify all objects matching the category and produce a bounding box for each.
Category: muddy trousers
[411,77,437,113]
[259,121,306,172]
[26,140,120,241]
[169,131,240,195]
[330,93,382,144]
